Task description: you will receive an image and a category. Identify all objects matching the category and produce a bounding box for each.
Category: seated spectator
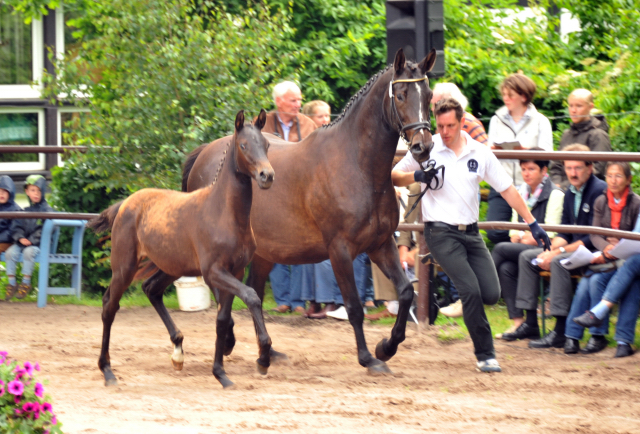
[0,175,22,254]
[565,162,640,354]
[574,250,640,358]
[4,175,54,300]
[549,89,612,189]
[302,100,331,128]
[431,82,488,145]
[492,149,564,338]
[508,145,606,348]
[486,73,553,245]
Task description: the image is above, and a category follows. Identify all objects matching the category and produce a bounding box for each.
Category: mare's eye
[240,143,246,150]
[397,93,405,102]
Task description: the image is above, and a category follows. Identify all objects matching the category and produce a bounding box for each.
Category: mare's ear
[254,108,267,130]
[235,110,245,132]
[419,49,437,75]
[393,48,406,76]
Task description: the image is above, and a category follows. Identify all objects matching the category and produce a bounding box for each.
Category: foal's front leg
[212,290,236,389]
[205,267,272,389]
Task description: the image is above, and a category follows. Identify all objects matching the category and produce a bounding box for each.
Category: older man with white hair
[262,81,317,143]
[431,82,488,145]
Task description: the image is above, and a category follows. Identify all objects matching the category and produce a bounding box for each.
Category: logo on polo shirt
[467,159,478,173]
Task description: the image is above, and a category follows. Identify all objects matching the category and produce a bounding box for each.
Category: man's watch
[558,246,566,254]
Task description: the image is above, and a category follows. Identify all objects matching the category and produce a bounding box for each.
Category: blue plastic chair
[1,219,86,307]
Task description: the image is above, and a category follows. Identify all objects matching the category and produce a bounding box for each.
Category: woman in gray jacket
[487,73,553,244]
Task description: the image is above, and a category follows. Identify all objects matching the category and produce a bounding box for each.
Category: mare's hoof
[375,338,395,362]
[171,358,184,371]
[218,375,236,390]
[367,360,393,376]
[270,349,291,366]
[223,347,234,357]
[256,361,269,376]
[104,377,118,387]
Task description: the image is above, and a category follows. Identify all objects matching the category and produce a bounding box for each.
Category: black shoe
[564,338,580,354]
[502,323,541,341]
[614,344,635,358]
[581,335,608,354]
[573,311,603,328]
[528,330,566,349]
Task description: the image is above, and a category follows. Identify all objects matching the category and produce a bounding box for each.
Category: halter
[388,76,432,144]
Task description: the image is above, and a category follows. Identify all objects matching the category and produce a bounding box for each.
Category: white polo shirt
[395,131,512,225]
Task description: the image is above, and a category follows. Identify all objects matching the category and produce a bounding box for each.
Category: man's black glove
[413,168,439,187]
[529,220,551,251]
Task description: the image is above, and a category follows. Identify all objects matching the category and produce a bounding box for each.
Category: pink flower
[51,415,57,425]
[0,386,4,397]
[14,395,21,404]
[8,380,24,395]
[34,382,44,397]
[23,402,37,412]
[23,361,34,376]
[0,379,4,387]
[41,402,52,413]
[14,366,26,379]
[14,409,23,416]
[44,430,50,434]
[0,351,8,356]
[34,362,40,371]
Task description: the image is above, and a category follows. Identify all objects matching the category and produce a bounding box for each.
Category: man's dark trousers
[425,224,500,361]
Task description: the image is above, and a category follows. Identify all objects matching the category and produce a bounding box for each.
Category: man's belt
[425,221,479,233]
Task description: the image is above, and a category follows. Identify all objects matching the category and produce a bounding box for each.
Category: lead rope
[403,159,445,220]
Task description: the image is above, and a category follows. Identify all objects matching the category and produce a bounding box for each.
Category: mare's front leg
[328,242,392,375]
[204,266,272,389]
[368,236,414,362]
[142,269,183,369]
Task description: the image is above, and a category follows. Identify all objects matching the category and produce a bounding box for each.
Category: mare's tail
[182,143,208,192]
[87,201,124,234]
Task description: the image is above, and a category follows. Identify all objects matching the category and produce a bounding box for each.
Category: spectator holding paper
[565,162,640,355]
[507,145,606,348]
[486,73,553,244]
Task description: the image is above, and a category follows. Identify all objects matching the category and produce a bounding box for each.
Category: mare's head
[389,48,437,163]
[233,109,274,189]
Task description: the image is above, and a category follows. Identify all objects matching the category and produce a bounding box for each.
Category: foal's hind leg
[368,237,414,362]
[212,290,236,389]
[247,256,289,364]
[98,249,138,386]
[142,269,182,370]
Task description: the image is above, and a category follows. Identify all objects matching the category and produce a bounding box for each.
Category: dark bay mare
[181,49,438,375]
[88,110,274,389]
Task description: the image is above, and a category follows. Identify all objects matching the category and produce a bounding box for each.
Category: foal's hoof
[223,347,234,357]
[270,349,291,366]
[171,358,184,371]
[104,377,118,387]
[218,375,236,390]
[375,338,396,362]
[367,359,393,376]
[256,361,269,376]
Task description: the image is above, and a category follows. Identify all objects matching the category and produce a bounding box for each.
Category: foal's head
[233,109,274,189]
[389,48,437,163]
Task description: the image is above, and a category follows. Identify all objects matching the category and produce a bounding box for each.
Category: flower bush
[0,351,63,434]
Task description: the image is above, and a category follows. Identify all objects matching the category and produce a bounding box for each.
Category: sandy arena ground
[1,302,640,433]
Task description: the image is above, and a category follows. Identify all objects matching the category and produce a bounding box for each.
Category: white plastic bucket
[175,276,211,312]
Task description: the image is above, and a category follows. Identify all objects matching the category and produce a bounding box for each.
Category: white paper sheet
[608,239,640,260]
[559,245,600,270]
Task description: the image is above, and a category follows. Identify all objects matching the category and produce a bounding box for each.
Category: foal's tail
[181,143,208,192]
[87,201,124,234]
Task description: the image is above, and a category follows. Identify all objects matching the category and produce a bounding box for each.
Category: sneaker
[476,358,501,373]
[439,299,463,318]
[572,310,603,328]
[15,283,32,300]
[326,306,349,321]
[4,284,18,301]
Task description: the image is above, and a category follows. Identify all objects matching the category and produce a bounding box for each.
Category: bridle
[388,76,431,144]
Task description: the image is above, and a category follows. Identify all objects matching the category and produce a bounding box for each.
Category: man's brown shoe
[293,306,306,315]
[4,284,18,301]
[305,302,322,317]
[308,302,338,319]
[365,308,397,321]
[15,283,32,300]
[271,305,291,313]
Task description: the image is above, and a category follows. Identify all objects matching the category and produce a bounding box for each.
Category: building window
[0,108,45,171]
[0,8,43,99]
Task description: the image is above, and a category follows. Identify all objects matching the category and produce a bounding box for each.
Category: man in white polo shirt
[392,98,550,373]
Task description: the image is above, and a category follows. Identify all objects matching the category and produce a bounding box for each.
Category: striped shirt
[462,112,488,145]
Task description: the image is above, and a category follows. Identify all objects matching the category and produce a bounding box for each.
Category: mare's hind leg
[142,269,183,370]
[247,256,289,364]
[328,241,391,375]
[367,236,414,362]
[98,245,139,386]
[212,290,236,389]
[205,266,272,388]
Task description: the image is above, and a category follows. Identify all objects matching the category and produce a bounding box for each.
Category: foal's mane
[324,65,392,128]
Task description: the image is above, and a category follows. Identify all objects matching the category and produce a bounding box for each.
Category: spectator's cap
[25,174,45,189]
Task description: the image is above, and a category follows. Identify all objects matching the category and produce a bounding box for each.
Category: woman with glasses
[564,162,640,355]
